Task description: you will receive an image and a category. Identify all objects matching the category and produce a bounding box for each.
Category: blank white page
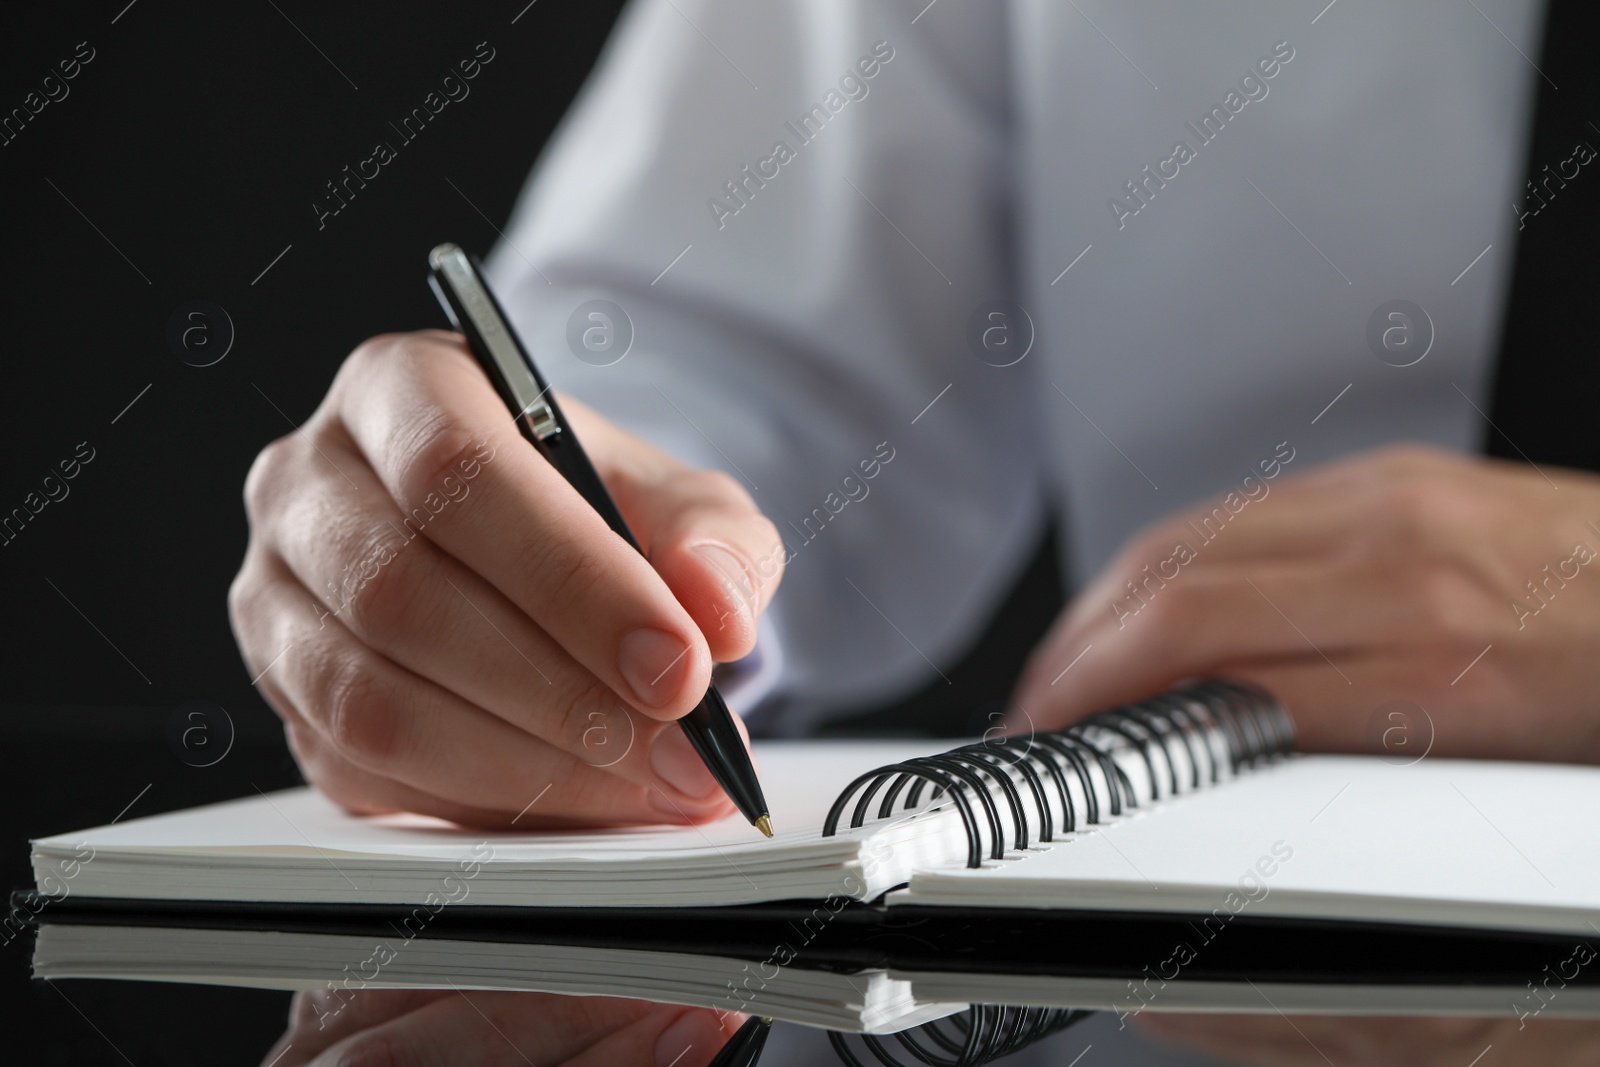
[38,741,920,859]
[33,740,976,906]
[896,755,1600,936]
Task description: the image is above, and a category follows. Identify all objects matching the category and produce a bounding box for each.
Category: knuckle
[242,434,294,521]
[394,417,484,518]
[338,532,424,640]
[1138,581,1187,634]
[323,654,407,771]
[1376,480,1450,544]
[525,534,610,615]
[342,332,410,381]
[1411,565,1481,638]
[225,565,259,638]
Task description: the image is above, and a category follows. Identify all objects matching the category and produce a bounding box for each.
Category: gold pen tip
[755,815,773,838]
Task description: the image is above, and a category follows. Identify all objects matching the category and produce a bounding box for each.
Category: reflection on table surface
[260,988,1087,1067]
[11,973,1102,1067]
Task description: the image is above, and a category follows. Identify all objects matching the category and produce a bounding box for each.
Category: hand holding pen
[228,266,782,833]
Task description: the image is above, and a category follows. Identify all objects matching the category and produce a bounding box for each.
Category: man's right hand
[228,331,783,829]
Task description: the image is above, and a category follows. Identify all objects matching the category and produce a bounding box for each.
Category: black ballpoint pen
[427,242,773,837]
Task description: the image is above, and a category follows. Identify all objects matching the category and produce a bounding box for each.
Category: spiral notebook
[24,683,1600,1046]
[29,682,1600,935]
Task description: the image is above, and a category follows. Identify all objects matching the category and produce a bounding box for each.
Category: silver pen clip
[428,242,560,441]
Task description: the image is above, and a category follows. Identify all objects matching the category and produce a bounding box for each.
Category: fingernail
[619,628,691,708]
[655,1009,727,1067]
[693,543,755,627]
[650,725,721,800]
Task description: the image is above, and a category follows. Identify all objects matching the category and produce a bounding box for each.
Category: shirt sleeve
[486,0,1046,732]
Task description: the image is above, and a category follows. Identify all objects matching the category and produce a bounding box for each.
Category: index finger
[328,332,711,720]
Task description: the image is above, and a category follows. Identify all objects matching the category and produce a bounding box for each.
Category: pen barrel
[679,685,768,826]
[518,413,642,554]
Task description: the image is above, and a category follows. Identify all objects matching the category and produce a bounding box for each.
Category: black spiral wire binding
[827,1004,1093,1066]
[821,681,1292,867]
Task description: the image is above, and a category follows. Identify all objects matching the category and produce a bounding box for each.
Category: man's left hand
[1013,445,1600,764]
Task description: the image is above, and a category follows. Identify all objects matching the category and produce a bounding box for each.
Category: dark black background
[1,0,630,715]
[0,2,631,1062]
[0,3,1060,1062]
